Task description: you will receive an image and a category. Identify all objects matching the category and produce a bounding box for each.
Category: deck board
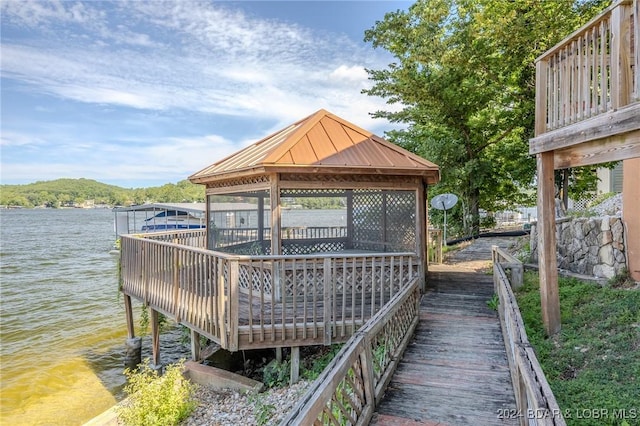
[371,264,518,426]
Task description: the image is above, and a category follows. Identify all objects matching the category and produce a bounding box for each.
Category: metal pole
[442,201,447,246]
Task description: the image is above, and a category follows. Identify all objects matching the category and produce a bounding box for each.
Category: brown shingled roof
[189,109,439,183]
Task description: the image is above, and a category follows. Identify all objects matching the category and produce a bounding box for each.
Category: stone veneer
[530,216,627,279]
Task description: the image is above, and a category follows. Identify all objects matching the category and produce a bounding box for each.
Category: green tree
[363,0,609,236]
[0,178,200,207]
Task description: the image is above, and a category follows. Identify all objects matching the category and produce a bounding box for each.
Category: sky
[1,0,413,188]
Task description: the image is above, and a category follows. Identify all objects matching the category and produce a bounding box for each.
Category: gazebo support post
[150,307,163,373]
[346,190,354,249]
[382,192,388,251]
[270,174,281,256]
[290,346,300,384]
[190,329,201,361]
[123,294,141,369]
[257,194,265,246]
[417,183,427,289]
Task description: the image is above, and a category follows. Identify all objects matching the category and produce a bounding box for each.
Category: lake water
[0,208,189,425]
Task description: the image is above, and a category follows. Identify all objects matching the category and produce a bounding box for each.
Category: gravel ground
[182,380,311,426]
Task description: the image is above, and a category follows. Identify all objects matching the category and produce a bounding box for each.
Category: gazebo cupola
[189,109,440,282]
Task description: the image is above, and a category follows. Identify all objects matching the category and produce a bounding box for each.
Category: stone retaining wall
[530,216,627,279]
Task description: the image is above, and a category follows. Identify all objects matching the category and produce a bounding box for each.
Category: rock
[599,245,614,266]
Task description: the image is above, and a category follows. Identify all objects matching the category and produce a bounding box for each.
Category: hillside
[0,178,204,208]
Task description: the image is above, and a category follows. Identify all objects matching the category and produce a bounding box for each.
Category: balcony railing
[534,0,638,134]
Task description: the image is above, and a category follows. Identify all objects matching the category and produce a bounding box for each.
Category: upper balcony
[529,0,640,168]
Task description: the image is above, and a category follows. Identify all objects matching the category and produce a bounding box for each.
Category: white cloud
[329,65,369,83]
[0,131,47,147]
[0,1,406,186]
[0,133,240,185]
[0,0,102,27]
[1,1,385,122]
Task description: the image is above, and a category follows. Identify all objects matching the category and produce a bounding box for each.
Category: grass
[515,272,640,426]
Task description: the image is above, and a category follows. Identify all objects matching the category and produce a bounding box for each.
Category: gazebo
[190,109,439,263]
[119,109,439,376]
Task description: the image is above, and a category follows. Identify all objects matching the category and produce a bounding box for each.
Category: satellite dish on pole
[431,193,458,211]
[430,193,459,244]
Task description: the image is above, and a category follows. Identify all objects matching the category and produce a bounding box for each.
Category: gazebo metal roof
[189,109,440,184]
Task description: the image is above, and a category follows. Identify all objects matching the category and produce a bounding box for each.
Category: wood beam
[537,152,561,335]
[529,102,640,154]
[553,130,640,168]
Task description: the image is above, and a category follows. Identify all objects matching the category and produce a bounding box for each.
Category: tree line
[0,178,205,208]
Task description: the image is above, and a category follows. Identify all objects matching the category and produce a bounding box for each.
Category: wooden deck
[371,262,518,425]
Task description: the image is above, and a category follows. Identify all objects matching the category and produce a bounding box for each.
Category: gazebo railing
[137,228,207,248]
[211,226,348,248]
[120,232,419,351]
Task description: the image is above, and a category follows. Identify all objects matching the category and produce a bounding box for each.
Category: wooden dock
[371,239,519,425]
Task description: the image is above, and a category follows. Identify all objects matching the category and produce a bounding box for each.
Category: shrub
[117,358,198,426]
[263,359,290,388]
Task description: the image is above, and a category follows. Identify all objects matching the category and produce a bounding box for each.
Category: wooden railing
[427,228,443,264]
[120,232,418,352]
[492,247,566,426]
[280,278,420,426]
[492,245,524,288]
[139,228,207,247]
[211,226,348,248]
[534,0,639,134]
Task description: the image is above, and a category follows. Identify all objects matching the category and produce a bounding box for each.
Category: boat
[113,203,207,237]
[140,209,205,231]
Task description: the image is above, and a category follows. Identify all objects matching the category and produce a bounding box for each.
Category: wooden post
[150,307,161,368]
[537,152,561,335]
[205,194,211,250]
[257,194,265,244]
[123,293,142,369]
[381,192,388,251]
[346,190,354,249]
[123,294,135,339]
[510,263,524,289]
[217,258,228,349]
[228,259,240,352]
[323,257,332,345]
[270,174,281,256]
[635,0,640,101]
[360,338,376,411]
[172,246,181,322]
[610,1,632,109]
[275,347,283,363]
[290,346,300,385]
[417,183,427,290]
[190,329,201,361]
[534,60,548,137]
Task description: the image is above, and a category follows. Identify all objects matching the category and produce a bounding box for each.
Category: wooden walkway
[371,237,519,425]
